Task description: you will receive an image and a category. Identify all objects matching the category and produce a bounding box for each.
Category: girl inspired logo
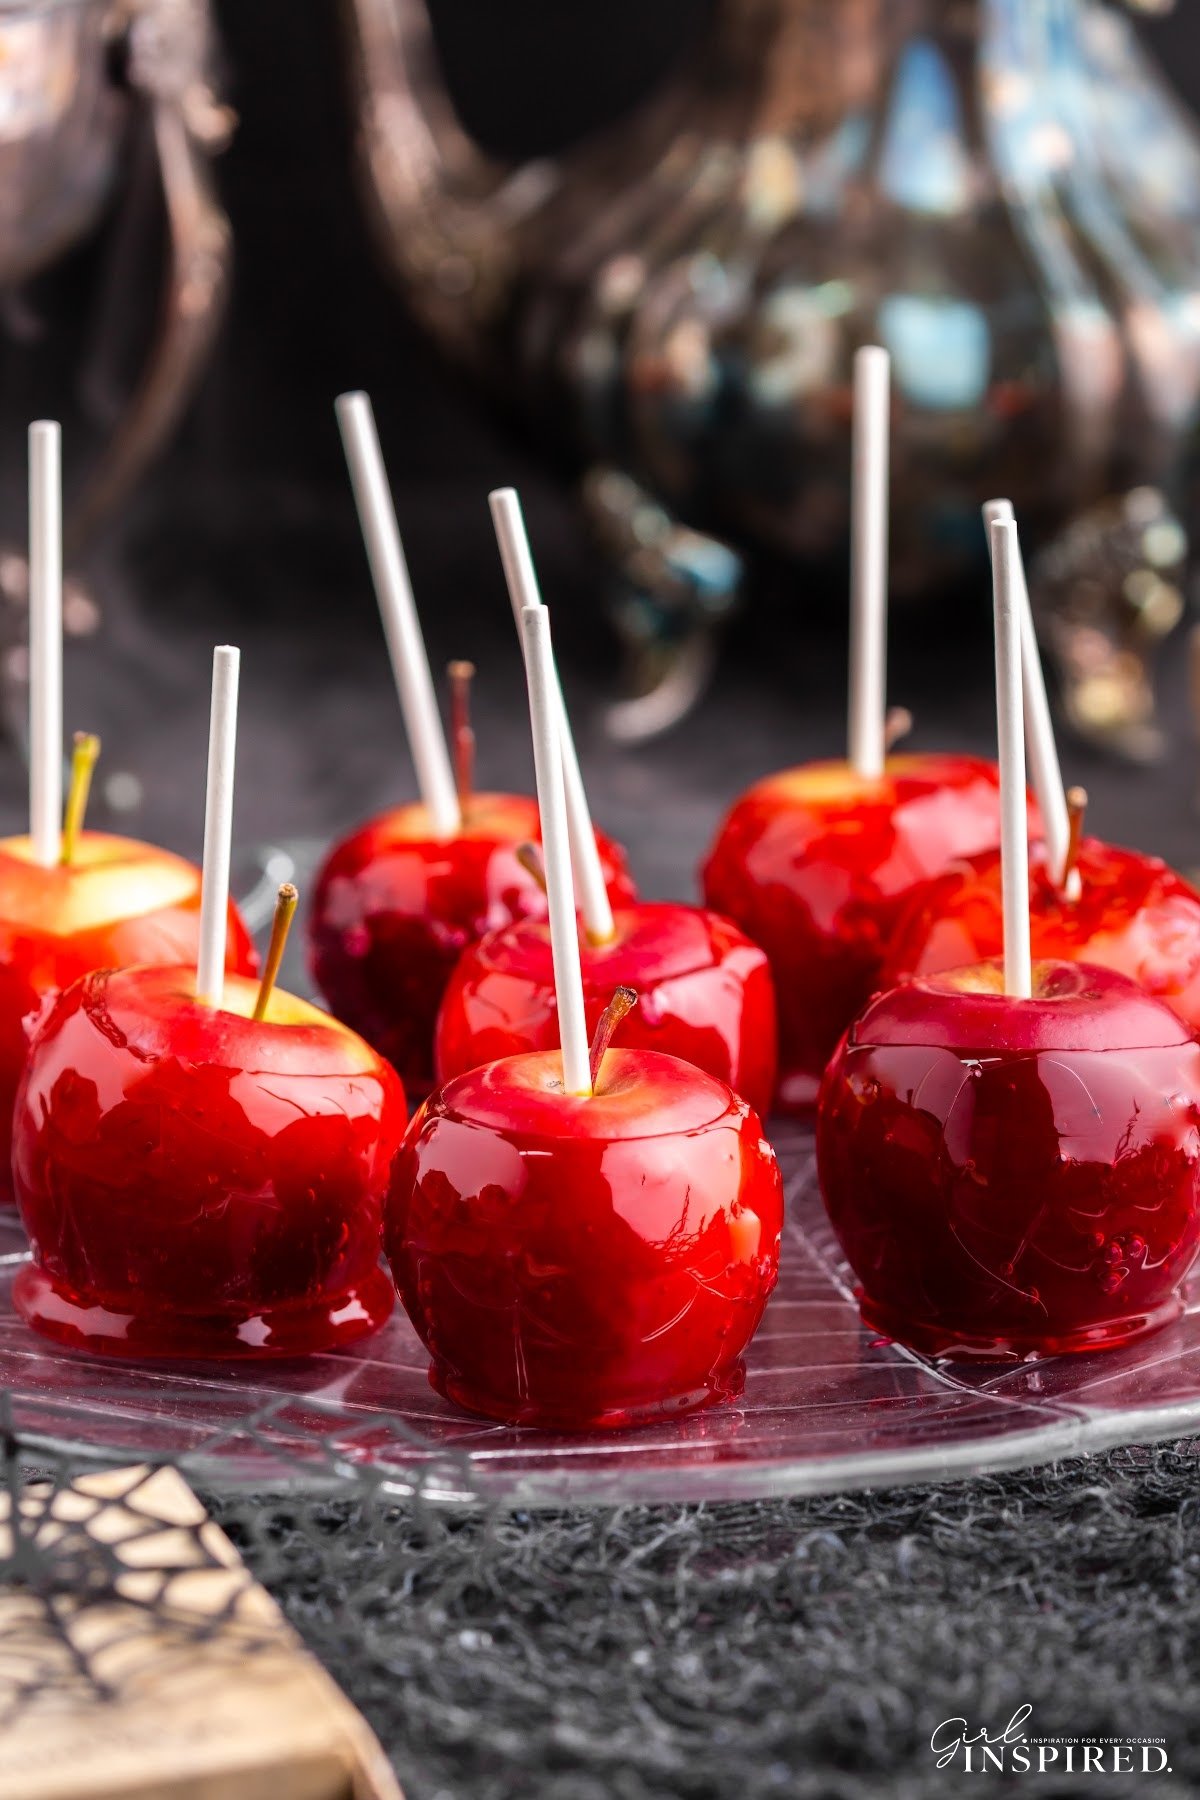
[930,1708,1171,1775]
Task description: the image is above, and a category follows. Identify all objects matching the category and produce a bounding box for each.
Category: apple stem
[253,883,299,1022]
[448,659,476,817]
[1061,786,1087,898]
[884,706,913,753]
[60,732,100,866]
[516,840,547,894]
[589,986,638,1090]
[848,346,890,780]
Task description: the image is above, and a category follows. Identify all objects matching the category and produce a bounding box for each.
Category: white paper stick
[520,604,592,1096]
[990,521,1032,1000]
[984,499,1073,893]
[196,645,240,1008]
[848,346,890,779]
[489,487,615,942]
[28,421,62,866]
[336,392,461,840]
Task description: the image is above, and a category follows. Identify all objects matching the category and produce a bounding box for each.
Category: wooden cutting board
[0,1463,402,1800]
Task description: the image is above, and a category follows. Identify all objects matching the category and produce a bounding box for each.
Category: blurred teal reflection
[880,40,971,216]
[879,296,990,411]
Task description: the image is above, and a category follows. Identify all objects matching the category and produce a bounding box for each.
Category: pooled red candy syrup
[817,960,1200,1360]
[0,833,257,1204]
[12,966,407,1358]
[307,792,635,1096]
[434,901,777,1116]
[885,836,1200,1030]
[702,754,1021,1115]
[387,1047,784,1428]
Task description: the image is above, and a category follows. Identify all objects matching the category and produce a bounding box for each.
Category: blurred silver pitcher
[342,0,1200,754]
[0,0,231,565]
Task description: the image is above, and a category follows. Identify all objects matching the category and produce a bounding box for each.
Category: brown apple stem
[1062,785,1088,892]
[60,732,101,866]
[588,985,638,1090]
[448,660,476,817]
[516,840,547,894]
[884,706,913,753]
[253,883,299,1021]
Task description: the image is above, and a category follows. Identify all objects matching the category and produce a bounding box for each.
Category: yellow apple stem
[253,883,299,1022]
[516,840,547,894]
[1062,786,1087,895]
[588,986,638,1091]
[60,732,100,866]
[448,660,476,818]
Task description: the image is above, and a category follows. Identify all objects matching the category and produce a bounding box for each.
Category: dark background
[1,0,1198,896]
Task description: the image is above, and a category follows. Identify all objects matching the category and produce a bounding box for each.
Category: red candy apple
[12,964,406,1357]
[307,793,635,1096]
[0,831,257,1203]
[387,1046,784,1428]
[817,960,1200,1359]
[885,835,1200,1030]
[434,900,778,1115]
[702,753,1020,1113]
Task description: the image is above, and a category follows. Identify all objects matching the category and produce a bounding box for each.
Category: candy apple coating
[885,835,1200,1030]
[817,960,1200,1359]
[387,1048,784,1428]
[702,753,1018,1114]
[12,965,407,1357]
[434,901,778,1115]
[307,792,636,1095]
[0,832,258,1204]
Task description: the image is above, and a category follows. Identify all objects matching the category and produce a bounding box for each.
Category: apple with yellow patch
[0,832,257,1202]
[12,964,405,1357]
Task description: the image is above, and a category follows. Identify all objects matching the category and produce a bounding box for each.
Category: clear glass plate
[5,1119,1200,1508]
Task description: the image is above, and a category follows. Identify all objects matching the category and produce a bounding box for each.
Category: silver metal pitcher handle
[65,0,234,555]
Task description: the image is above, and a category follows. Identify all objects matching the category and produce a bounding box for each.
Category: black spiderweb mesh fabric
[180,1440,1200,1800]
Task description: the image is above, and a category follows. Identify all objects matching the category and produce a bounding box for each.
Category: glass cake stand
[5,1117,1200,1509]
